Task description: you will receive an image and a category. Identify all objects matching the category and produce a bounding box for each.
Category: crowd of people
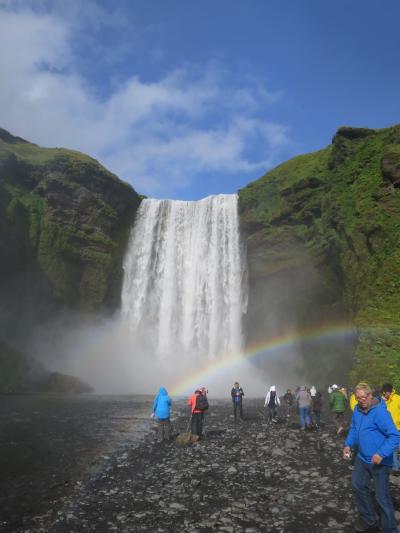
[151,380,400,532]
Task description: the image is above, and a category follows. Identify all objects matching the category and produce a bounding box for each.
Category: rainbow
[170,322,358,395]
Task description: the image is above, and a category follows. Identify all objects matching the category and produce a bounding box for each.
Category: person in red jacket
[188,389,205,437]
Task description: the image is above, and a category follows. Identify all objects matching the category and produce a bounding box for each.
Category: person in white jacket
[265,385,280,422]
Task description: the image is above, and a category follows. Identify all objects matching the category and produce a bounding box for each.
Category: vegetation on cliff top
[239,124,400,388]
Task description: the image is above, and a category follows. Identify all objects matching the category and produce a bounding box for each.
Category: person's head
[287,388,292,394]
[331,384,338,391]
[270,385,276,392]
[355,382,373,410]
[382,383,393,400]
[234,382,239,387]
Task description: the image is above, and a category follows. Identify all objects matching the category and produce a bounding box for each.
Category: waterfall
[121,194,247,361]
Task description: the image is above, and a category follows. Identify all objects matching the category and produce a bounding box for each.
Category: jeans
[299,406,311,429]
[233,401,243,419]
[352,456,397,533]
[393,446,400,470]
[313,410,321,427]
[268,406,277,420]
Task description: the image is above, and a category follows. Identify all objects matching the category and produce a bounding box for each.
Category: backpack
[195,393,209,411]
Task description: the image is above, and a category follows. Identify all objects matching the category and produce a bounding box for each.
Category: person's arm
[241,388,244,397]
[264,393,269,407]
[276,395,281,406]
[375,409,400,460]
[152,395,158,412]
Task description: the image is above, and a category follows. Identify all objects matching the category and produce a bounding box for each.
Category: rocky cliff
[239,124,400,388]
[0,128,141,391]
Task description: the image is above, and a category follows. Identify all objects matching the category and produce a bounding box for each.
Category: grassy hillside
[239,125,400,388]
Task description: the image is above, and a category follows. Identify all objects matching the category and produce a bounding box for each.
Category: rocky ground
[8,398,400,533]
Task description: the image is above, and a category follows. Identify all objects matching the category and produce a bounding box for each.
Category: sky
[0,0,399,200]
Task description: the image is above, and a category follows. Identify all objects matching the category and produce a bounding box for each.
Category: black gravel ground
[2,397,400,533]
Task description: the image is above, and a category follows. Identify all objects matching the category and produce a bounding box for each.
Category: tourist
[188,388,208,437]
[231,381,244,420]
[283,388,295,419]
[349,390,357,411]
[151,386,172,442]
[329,384,347,435]
[265,386,280,422]
[344,382,399,532]
[381,383,400,471]
[296,386,312,431]
[311,390,323,429]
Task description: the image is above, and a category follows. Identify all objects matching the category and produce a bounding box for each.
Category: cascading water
[121,194,248,363]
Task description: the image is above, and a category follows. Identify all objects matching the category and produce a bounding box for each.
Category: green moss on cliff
[0,128,142,312]
[239,124,400,388]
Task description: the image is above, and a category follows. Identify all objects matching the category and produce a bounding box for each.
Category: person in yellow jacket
[349,392,357,412]
[382,382,400,470]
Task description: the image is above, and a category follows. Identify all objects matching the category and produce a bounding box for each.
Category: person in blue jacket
[151,387,172,442]
[343,382,400,533]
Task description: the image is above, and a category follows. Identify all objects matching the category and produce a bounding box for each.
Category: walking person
[265,386,280,422]
[343,382,400,532]
[311,390,323,429]
[151,386,172,442]
[283,389,295,419]
[296,386,312,431]
[329,384,347,435]
[231,382,244,420]
[188,388,208,438]
[381,383,400,471]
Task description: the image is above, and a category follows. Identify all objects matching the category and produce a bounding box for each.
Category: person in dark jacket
[283,389,295,419]
[329,384,347,435]
[152,387,172,441]
[311,390,323,429]
[231,382,244,420]
[344,382,400,533]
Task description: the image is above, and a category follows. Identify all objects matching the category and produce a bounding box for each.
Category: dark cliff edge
[0,128,142,392]
[239,124,400,388]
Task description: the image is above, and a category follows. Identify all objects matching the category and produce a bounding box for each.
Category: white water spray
[121,194,247,364]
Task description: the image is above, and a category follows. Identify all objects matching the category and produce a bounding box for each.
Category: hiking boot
[353,516,379,531]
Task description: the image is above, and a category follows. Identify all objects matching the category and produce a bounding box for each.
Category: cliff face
[239,125,400,388]
[0,128,141,348]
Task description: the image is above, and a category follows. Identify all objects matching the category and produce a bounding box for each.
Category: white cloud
[0,4,290,197]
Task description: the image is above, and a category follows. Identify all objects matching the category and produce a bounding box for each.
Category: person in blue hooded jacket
[343,382,400,533]
[152,387,172,442]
